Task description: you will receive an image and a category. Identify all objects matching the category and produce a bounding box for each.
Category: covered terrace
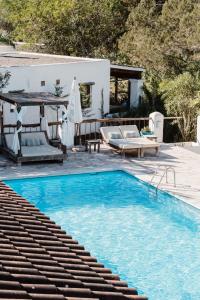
[110,64,144,112]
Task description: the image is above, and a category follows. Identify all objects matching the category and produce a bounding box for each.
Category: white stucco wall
[0,59,110,140]
[0,59,110,124]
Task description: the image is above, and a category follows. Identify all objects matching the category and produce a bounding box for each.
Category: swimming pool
[5,170,200,300]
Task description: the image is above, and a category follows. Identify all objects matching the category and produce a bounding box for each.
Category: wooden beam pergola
[0,92,68,107]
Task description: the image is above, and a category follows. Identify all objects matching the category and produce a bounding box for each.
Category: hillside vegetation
[0,0,199,140]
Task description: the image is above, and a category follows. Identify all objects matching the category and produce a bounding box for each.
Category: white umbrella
[65,77,83,146]
[59,105,74,147]
[59,77,83,147]
[68,77,83,124]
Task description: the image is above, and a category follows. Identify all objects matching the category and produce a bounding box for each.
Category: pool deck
[0,143,200,209]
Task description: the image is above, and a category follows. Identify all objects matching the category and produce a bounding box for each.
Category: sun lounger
[4,131,65,164]
[100,125,160,157]
[119,125,160,157]
[100,126,141,157]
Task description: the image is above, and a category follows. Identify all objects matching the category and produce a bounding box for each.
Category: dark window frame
[79,82,95,110]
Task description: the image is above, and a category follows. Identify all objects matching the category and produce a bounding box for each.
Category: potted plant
[141,126,153,135]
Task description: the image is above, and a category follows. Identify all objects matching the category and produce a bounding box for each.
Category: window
[41,80,45,86]
[79,83,94,109]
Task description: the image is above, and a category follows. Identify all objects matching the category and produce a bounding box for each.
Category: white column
[149,112,164,143]
[129,79,143,108]
[197,116,200,145]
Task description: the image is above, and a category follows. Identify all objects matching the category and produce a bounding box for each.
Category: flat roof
[111,64,144,72]
[0,92,68,106]
[0,51,101,67]
[110,64,144,80]
[0,181,146,300]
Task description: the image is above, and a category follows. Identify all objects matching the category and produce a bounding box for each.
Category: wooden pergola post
[16,105,22,157]
[114,77,118,104]
[40,104,45,131]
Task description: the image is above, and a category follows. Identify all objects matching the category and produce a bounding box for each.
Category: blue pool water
[4,170,200,300]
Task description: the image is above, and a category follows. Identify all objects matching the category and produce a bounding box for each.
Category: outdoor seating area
[0,92,68,164]
[0,88,163,165]
[100,125,160,157]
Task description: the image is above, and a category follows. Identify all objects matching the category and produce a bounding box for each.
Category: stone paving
[0,143,200,209]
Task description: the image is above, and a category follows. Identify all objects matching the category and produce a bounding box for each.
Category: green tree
[119,0,200,142]
[0,0,131,57]
[119,0,200,77]
[160,72,200,141]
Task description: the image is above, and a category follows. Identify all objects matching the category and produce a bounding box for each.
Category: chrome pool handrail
[149,165,176,199]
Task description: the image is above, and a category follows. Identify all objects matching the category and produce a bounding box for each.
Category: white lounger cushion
[119,125,159,148]
[4,132,63,158]
[100,126,123,143]
[22,145,62,157]
[123,131,139,138]
[5,132,48,150]
[21,132,48,146]
[120,125,141,138]
[125,137,160,148]
[109,139,141,149]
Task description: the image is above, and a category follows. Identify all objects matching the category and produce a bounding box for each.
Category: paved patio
[0,143,200,209]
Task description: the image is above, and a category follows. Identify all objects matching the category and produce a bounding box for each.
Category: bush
[160,72,200,141]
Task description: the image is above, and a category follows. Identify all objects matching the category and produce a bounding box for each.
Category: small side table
[85,139,101,153]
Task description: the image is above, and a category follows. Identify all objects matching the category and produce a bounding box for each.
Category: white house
[0,50,110,121]
[0,49,144,143]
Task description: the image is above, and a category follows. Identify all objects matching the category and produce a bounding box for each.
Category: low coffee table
[85,139,101,153]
